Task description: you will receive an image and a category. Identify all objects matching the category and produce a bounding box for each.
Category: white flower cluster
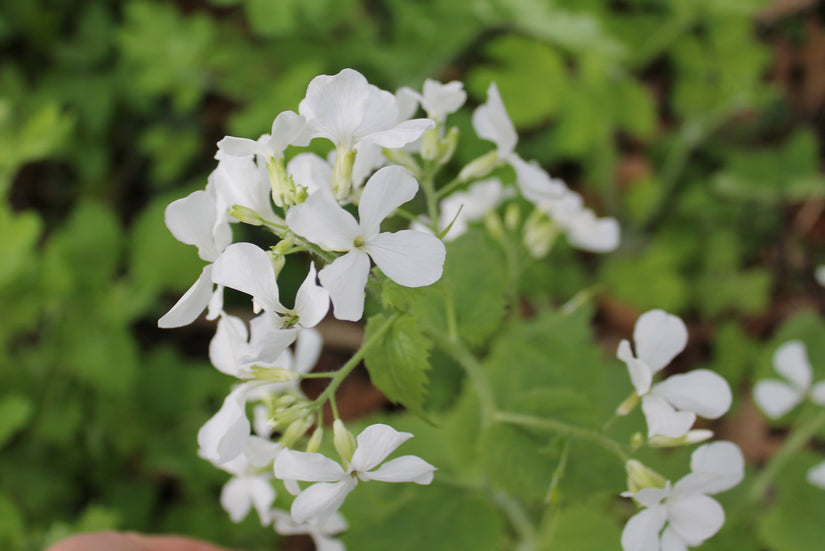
[754,340,825,490]
[617,310,732,444]
[158,68,622,547]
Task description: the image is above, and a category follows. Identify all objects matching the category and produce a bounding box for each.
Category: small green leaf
[363,314,431,414]
[479,423,555,501]
[537,498,622,551]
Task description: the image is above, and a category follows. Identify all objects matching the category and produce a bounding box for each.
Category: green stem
[435,176,464,199]
[749,408,825,503]
[490,490,536,551]
[494,410,630,463]
[423,323,497,428]
[418,168,440,231]
[312,313,400,407]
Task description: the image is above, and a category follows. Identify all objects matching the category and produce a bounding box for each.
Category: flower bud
[306,426,324,453]
[483,211,505,241]
[228,205,266,226]
[250,365,300,382]
[648,429,714,448]
[281,417,313,449]
[626,459,667,493]
[382,148,420,176]
[523,209,559,258]
[616,392,640,416]
[437,126,459,165]
[267,156,294,207]
[504,203,520,232]
[457,150,500,182]
[333,419,357,466]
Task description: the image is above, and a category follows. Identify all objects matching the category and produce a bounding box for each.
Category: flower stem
[312,313,400,407]
[749,407,825,503]
[490,490,536,551]
[493,410,630,463]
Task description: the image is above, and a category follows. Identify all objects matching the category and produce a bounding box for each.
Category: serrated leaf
[364,314,431,414]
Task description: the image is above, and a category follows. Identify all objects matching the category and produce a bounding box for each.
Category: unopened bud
[457,151,500,182]
[250,365,299,382]
[504,203,520,232]
[281,417,313,449]
[648,429,714,448]
[306,426,324,453]
[437,127,459,165]
[333,419,357,466]
[382,148,420,176]
[483,211,505,241]
[228,205,266,226]
[616,392,640,416]
[267,156,294,207]
[523,209,559,258]
[332,148,356,202]
[625,459,667,493]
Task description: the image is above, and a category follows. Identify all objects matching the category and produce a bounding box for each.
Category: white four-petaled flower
[617,310,732,438]
[754,340,825,419]
[621,441,744,551]
[273,424,436,524]
[286,165,446,321]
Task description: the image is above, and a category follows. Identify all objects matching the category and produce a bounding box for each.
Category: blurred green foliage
[2,0,825,549]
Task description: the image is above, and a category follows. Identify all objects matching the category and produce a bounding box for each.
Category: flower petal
[364,230,446,288]
[666,493,725,546]
[158,265,215,328]
[753,379,802,419]
[773,340,812,392]
[806,461,825,489]
[652,370,732,419]
[218,136,265,157]
[621,506,667,551]
[294,262,330,328]
[288,153,334,199]
[659,526,688,551]
[318,250,371,321]
[299,69,372,147]
[164,189,231,262]
[361,455,435,484]
[212,243,280,313]
[633,310,688,374]
[350,424,413,472]
[209,314,249,377]
[420,79,466,122]
[510,155,566,205]
[811,381,825,406]
[364,118,434,149]
[291,478,357,524]
[293,328,323,375]
[677,441,744,495]
[273,449,346,482]
[618,339,652,395]
[286,192,359,251]
[641,395,696,438]
[221,475,276,526]
[473,82,517,158]
[198,385,251,465]
[358,166,419,237]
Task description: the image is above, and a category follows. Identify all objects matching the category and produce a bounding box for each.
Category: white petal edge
[350,424,414,472]
[633,310,688,374]
[753,379,802,419]
[157,265,214,328]
[652,370,732,419]
[361,455,435,484]
[318,250,371,322]
[364,230,446,288]
[273,449,346,482]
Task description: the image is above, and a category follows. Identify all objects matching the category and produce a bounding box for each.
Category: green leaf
[467,35,568,127]
[410,231,507,347]
[0,394,32,449]
[363,314,431,414]
[479,423,555,501]
[0,206,41,287]
[758,451,825,551]
[344,486,504,551]
[537,498,622,550]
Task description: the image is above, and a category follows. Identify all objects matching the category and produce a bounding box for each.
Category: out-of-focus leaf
[0,394,33,449]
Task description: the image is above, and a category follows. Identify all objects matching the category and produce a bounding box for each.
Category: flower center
[353,236,365,249]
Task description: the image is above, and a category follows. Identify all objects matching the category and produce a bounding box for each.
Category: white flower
[273,424,435,524]
[436,178,511,241]
[286,165,446,321]
[218,437,282,525]
[299,69,434,152]
[754,340,825,419]
[617,310,731,438]
[816,265,825,287]
[218,110,312,160]
[158,181,231,328]
[211,150,280,225]
[397,79,467,124]
[272,509,348,551]
[198,383,256,465]
[208,314,301,380]
[621,441,744,551]
[211,242,330,328]
[807,461,825,489]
